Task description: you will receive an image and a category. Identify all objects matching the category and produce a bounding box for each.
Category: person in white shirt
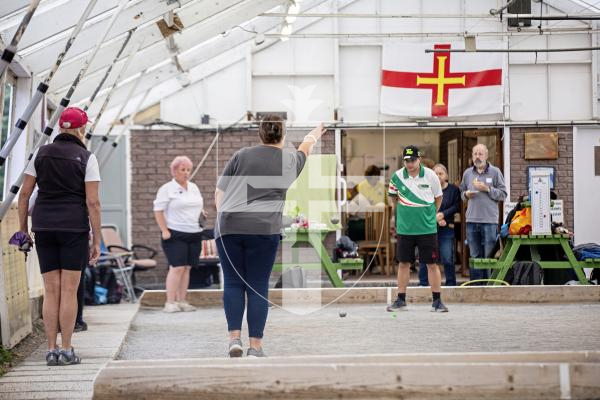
[154,156,206,313]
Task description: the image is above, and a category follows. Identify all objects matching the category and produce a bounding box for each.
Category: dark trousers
[466,222,498,282]
[216,234,280,339]
[418,228,456,286]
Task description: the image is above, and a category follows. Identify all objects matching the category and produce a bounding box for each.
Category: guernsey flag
[380,42,504,118]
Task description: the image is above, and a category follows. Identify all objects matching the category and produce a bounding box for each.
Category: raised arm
[298,124,327,157]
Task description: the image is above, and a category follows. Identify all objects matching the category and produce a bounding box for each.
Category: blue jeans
[216,234,280,339]
[418,228,456,286]
[466,223,498,281]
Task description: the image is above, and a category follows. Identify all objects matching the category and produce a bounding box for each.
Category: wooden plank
[571,363,600,398]
[108,351,600,368]
[140,286,600,308]
[0,206,32,348]
[93,361,600,400]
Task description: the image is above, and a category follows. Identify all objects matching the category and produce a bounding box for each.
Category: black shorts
[34,231,89,274]
[395,233,439,264]
[161,229,203,267]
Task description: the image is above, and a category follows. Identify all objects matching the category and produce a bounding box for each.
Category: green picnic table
[272,228,363,288]
[470,234,600,285]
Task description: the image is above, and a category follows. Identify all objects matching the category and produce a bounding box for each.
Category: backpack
[505,261,543,285]
[591,268,599,285]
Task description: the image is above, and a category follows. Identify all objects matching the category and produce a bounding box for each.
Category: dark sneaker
[228,338,243,358]
[247,347,266,358]
[46,349,59,366]
[431,299,449,313]
[386,298,407,312]
[74,321,88,332]
[58,347,81,366]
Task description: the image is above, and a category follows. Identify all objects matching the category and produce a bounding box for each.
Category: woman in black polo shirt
[18,107,101,366]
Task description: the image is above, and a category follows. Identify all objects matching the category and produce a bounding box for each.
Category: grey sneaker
[46,349,59,366]
[58,347,81,366]
[247,347,266,358]
[386,297,407,312]
[431,299,449,313]
[228,338,243,358]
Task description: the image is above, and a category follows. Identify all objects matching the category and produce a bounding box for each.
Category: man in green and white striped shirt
[387,145,448,312]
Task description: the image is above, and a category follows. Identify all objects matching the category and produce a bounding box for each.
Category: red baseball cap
[59,107,90,129]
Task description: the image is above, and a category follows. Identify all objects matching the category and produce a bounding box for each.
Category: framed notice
[527,166,555,190]
[524,132,559,160]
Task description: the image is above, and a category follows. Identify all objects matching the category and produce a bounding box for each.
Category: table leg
[308,233,344,288]
[494,239,520,286]
[559,238,589,285]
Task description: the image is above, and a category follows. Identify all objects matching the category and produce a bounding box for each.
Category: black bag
[95,265,122,304]
[505,261,544,285]
[332,235,359,262]
[83,266,96,305]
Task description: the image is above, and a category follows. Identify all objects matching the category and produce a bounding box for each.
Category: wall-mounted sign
[524,132,559,160]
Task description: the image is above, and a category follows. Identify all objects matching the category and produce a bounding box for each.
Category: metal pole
[188,114,247,180]
[0,0,99,166]
[190,128,221,180]
[85,38,145,145]
[93,68,147,156]
[85,28,136,111]
[426,46,600,53]
[0,0,42,78]
[261,12,600,20]
[0,0,131,221]
[98,88,151,169]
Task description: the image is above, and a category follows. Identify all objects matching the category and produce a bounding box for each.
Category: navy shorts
[34,231,89,274]
[395,233,439,264]
[161,229,203,267]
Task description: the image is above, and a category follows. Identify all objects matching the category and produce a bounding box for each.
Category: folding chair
[97,240,137,303]
[101,225,157,293]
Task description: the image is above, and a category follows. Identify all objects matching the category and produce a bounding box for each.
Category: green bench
[272,229,363,288]
[470,234,600,285]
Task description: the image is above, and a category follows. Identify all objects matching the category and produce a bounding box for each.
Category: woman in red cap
[17,107,101,366]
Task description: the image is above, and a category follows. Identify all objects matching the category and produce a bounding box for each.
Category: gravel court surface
[118,303,600,359]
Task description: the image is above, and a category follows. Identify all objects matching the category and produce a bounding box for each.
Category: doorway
[439,128,504,276]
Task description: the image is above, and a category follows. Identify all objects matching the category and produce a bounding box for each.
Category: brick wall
[509,127,574,229]
[130,128,335,286]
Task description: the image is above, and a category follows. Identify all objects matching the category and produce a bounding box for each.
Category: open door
[439,128,503,277]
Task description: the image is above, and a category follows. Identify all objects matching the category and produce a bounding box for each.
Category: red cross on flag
[380,42,504,117]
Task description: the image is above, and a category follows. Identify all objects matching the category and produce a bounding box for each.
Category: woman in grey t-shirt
[215,114,326,357]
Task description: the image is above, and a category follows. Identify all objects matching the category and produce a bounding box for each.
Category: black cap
[402,145,420,160]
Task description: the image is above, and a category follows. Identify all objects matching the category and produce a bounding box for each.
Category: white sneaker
[163,302,182,313]
[177,301,197,312]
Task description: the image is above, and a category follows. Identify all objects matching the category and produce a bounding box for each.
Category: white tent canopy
[1,0,599,130]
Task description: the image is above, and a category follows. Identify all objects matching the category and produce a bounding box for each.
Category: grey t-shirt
[215,145,306,237]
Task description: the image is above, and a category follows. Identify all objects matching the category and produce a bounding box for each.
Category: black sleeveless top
[31,134,92,232]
